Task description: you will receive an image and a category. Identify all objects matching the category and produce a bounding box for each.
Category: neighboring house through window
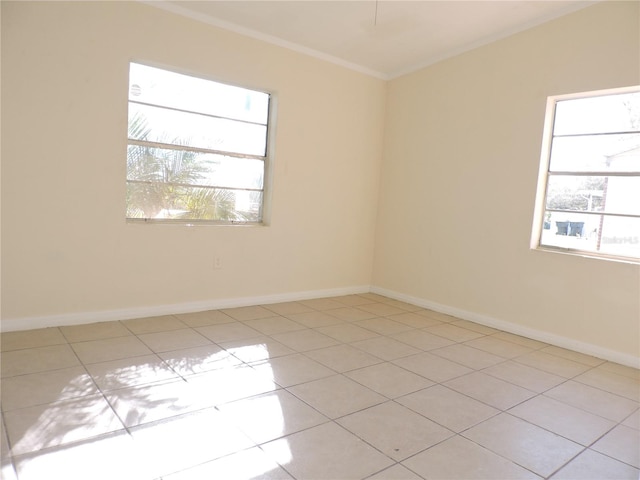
[126,62,271,224]
[532,86,640,262]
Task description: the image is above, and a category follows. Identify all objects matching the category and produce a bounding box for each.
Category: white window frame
[126,62,273,226]
[531,85,640,263]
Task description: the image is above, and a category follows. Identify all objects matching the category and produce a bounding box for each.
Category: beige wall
[373,1,640,361]
[1,1,385,320]
[2,1,639,364]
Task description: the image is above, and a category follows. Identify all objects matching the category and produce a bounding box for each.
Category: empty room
[1,1,639,479]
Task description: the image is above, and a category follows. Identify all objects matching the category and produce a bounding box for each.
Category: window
[126,62,271,224]
[532,86,640,262]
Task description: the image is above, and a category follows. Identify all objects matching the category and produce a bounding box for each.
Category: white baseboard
[3,283,638,369]
[0,285,370,333]
[371,286,640,369]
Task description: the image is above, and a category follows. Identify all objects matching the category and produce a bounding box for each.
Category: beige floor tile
[105,379,213,427]
[59,322,131,343]
[591,424,640,468]
[1,422,16,479]
[355,317,414,335]
[403,435,541,480]
[185,365,277,406]
[417,310,460,323]
[356,303,408,317]
[551,448,640,480]
[622,409,640,429]
[492,331,549,349]
[397,385,499,432]
[540,346,606,367]
[288,374,386,419]
[221,305,275,321]
[596,362,640,380]
[1,366,98,411]
[305,344,382,372]
[325,307,377,321]
[12,431,149,480]
[482,360,566,393]
[431,344,505,369]
[137,328,211,353]
[387,311,443,328]
[358,293,389,302]
[195,322,262,343]
[345,362,434,398]
[243,316,307,335]
[367,464,423,480]
[299,297,346,310]
[424,323,485,342]
[463,413,583,477]
[332,294,377,306]
[122,315,187,334]
[573,368,640,401]
[352,336,421,361]
[1,417,10,458]
[130,408,255,479]
[158,344,241,376]
[263,302,314,316]
[509,395,616,446]
[6,294,637,480]
[464,335,534,359]
[270,329,339,352]
[163,446,294,480]
[1,345,80,377]
[217,390,329,444]
[445,372,536,410]
[315,323,379,343]
[545,380,639,422]
[252,353,335,387]
[71,336,152,364]
[285,311,343,328]
[1,328,67,352]
[85,354,180,391]
[514,351,593,378]
[4,395,124,456]
[338,401,453,461]
[1,461,18,480]
[219,336,295,363]
[393,352,473,383]
[390,330,455,350]
[261,422,394,479]
[450,320,500,335]
[379,299,423,312]
[174,310,235,327]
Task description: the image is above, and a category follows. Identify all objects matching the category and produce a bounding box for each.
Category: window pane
[541,211,639,258]
[546,175,640,216]
[129,103,267,157]
[601,177,640,216]
[599,216,640,258]
[546,176,606,212]
[554,91,640,135]
[129,63,269,124]
[549,133,640,172]
[541,211,598,243]
[126,183,261,222]
[126,145,264,190]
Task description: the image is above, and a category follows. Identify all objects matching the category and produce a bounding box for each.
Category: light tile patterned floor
[1,293,638,480]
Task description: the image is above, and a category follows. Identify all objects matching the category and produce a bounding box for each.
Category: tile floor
[1,293,638,480]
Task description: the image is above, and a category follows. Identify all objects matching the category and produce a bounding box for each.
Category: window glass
[126,62,271,224]
[535,87,640,261]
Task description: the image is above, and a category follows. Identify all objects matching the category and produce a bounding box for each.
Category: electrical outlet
[213,256,222,269]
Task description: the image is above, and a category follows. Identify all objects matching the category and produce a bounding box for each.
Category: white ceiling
[152,1,597,79]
